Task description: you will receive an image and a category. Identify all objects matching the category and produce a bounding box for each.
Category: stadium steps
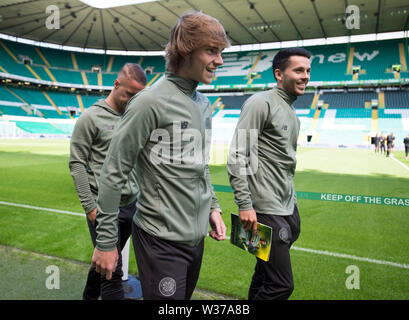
[371,108,378,132]
[81,72,89,86]
[41,91,63,117]
[25,64,42,80]
[97,72,102,86]
[33,48,58,82]
[0,86,23,105]
[312,132,320,143]
[2,88,31,117]
[211,97,222,114]
[43,67,57,82]
[106,56,114,72]
[0,40,19,63]
[146,73,161,87]
[307,107,322,140]
[0,41,34,77]
[76,95,85,113]
[71,52,79,70]
[246,53,263,85]
[40,46,72,69]
[378,91,385,108]
[311,93,320,109]
[35,47,51,68]
[85,72,98,86]
[398,42,407,71]
[346,46,354,75]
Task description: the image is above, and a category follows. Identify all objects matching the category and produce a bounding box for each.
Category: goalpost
[121,238,143,299]
[121,239,130,281]
[0,121,17,137]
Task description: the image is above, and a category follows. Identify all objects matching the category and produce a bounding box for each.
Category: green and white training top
[95,72,220,251]
[227,87,300,216]
[69,99,138,215]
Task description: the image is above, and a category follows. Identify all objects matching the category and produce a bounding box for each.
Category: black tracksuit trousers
[132,223,204,300]
[248,205,301,300]
[83,200,136,300]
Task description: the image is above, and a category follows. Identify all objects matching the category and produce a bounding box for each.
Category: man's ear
[274,68,282,83]
[114,79,120,89]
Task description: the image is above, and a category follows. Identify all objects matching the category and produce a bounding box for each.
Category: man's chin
[201,78,212,85]
[295,88,306,96]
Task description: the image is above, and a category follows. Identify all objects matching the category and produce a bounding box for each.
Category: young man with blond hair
[92,12,229,300]
[69,63,146,299]
[227,48,311,300]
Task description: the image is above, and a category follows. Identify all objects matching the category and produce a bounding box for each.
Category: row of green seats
[2,38,408,86]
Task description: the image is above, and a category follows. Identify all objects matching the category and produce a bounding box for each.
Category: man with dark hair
[404,134,409,160]
[91,12,228,300]
[227,47,311,300]
[69,63,146,300]
[386,132,395,157]
[374,133,380,154]
[379,133,386,155]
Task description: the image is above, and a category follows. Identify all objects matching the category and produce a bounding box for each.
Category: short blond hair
[165,11,230,73]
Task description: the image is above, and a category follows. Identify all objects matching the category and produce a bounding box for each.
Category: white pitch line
[291,246,409,270]
[390,155,409,173]
[0,200,85,217]
[1,200,409,270]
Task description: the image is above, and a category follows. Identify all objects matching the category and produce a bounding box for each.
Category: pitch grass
[0,139,408,300]
[0,245,230,300]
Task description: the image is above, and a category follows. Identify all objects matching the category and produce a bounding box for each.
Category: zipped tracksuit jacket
[227,87,300,216]
[69,99,138,213]
[95,73,220,252]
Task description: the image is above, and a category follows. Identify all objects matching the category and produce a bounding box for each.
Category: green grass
[0,245,87,300]
[0,139,408,300]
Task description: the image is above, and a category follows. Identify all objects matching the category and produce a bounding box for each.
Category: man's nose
[302,71,310,81]
[214,53,223,66]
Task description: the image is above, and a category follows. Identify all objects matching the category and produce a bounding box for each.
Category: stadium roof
[0,0,408,52]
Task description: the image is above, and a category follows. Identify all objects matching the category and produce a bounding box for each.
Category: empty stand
[218,94,252,109]
[384,90,409,108]
[320,91,378,108]
[352,40,400,80]
[293,93,315,109]
[1,38,408,87]
[1,36,409,141]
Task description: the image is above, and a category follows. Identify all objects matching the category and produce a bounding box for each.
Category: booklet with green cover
[230,212,272,262]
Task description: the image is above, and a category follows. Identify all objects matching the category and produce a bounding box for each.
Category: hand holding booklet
[230,212,272,262]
